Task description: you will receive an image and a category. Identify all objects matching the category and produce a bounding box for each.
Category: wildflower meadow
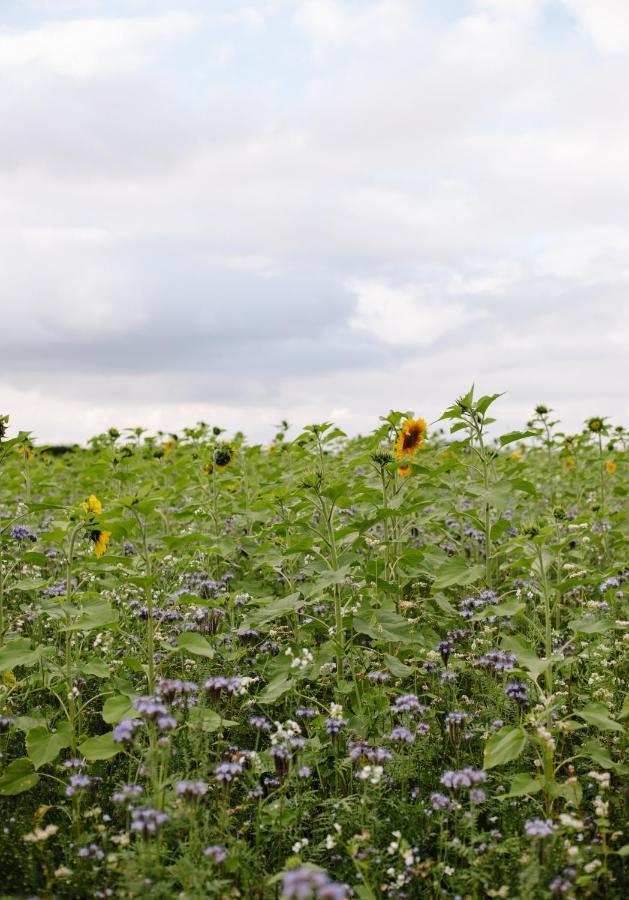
[0,391,626,899]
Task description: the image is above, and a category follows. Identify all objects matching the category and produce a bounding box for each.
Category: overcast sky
[1,0,628,444]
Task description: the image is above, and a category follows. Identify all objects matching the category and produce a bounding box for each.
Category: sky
[1,0,628,444]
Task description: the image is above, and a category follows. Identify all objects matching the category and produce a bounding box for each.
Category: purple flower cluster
[9,525,37,542]
[348,741,393,763]
[505,681,530,705]
[478,650,517,672]
[130,807,170,838]
[214,761,243,783]
[390,694,426,716]
[113,718,143,745]
[281,867,350,899]
[440,768,487,790]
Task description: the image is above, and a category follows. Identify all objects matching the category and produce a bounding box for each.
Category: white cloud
[0,13,198,77]
[561,0,629,54]
[348,280,483,346]
[1,0,628,441]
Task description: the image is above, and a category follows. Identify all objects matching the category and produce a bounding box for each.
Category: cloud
[0,0,628,443]
[348,280,484,346]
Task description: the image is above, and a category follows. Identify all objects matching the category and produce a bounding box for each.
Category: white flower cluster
[270,719,302,747]
[285,647,314,670]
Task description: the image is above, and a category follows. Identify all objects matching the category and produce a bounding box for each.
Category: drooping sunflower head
[81,494,102,515]
[213,442,237,469]
[587,417,604,433]
[394,417,427,460]
[90,529,111,558]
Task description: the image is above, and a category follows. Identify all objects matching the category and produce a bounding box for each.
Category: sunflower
[605,459,617,476]
[214,442,237,468]
[91,529,112,558]
[394,417,426,475]
[587,417,604,433]
[82,494,102,515]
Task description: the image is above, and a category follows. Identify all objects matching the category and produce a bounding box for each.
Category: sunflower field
[0,392,626,899]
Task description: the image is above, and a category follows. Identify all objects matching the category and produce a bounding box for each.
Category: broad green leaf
[0,758,39,795]
[79,731,122,761]
[27,723,72,769]
[484,726,527,769]
[0,638,42,671]
[501,635,550,680]
[498,773,542,799]
[67,601,119,632]
[258,674,295,704]
[498,430,536,446]
[82,658,110,678]
[569,618,612,635]
[383,653,413,677]
[432,557,484,590]
[575,702,624,733]
[247,592,304,627]
[176,632,215,659]
[12,577,49,592]
[188,708,238,733]
[102,695,135,724]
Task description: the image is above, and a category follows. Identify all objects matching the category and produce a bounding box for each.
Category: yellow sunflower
[394,417,426,475]
[605,459,617,476]
[82,494,102,515]
[92,530,112,558]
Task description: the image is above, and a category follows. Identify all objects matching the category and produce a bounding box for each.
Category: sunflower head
[19,445,34,461]
[0,415,8,440]
[535,405,549,416]
[90,530,111,558]
[510,450,523,461]
[212,442,237,469]
[397,464,412,477]
[394,417,426,461]
[81,494,102,515]
[605,459,617,476]
[565,455,575,470]
[587,417,604,433]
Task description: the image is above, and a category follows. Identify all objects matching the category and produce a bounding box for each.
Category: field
[0,391,626,899]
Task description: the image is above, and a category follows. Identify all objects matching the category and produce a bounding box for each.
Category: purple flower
[390,694,426,716]
[175,780,208,800]
[430,792,454,811]
[9,525,37,542]
[130,807,170,838]
[505,681,530,705]
[440,768,487,790]
[388,726,414,744]
[249,715,271,731]
[66,773,92,797]
[281,867,350,899]
[204,844,227,863]
[113,719,142,744]
[214,761,243,783]
[525,818,556,838]
[112,784,142,804]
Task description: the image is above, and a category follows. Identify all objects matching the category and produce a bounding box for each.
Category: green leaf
[0,758,39,796]
[575,702,624,733]
[501,635,550,680]
[176,632,215,659]
[383,653,413,677]
[258,674,295,704]
[247,592,304,627]
[569,618,612,635]
[67,601,119,632]
[27,723,72,769]
[484,726,527,769]
[432,557,484,590]
[79,731,122,761]
[12,577,49,592]
[0,638,42,671]
[474,598,525,619]
[498,430,536,446]
[498,772,542,799]
[102,695,135,724]
[82,658,111,678]
[188,708,238,733]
